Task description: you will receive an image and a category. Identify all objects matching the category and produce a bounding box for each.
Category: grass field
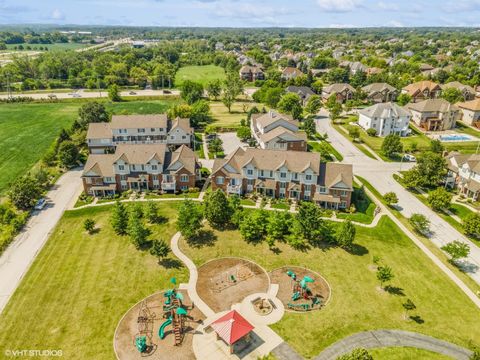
[180,217,480,358]
[4,42,90,51]
[0,98,180,193]
[209,100,262,128]
[370,347,453,360]
[175,65,226,87]
[0,203,187,359]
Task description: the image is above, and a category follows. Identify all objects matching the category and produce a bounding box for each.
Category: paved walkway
[0,169,83,314]
[314,330,473,360]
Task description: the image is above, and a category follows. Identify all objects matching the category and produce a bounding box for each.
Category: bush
[366,128,377,137]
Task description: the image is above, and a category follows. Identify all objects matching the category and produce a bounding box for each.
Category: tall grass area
[180,217,480,358]
[0,203,187,360]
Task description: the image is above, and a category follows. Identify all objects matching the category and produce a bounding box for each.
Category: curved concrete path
[313,330,473,360]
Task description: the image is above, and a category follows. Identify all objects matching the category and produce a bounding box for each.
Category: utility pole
[6,71,12,99]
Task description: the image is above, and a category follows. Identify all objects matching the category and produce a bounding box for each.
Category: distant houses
[281,67,304,80]
[361,83,398,103]
[239,65,265,82]
[322,83,355,103]
[285,86,315,104]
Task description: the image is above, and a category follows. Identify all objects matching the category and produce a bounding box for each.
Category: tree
[381,134,403,158]
[383,192,398,206]
[266,211,292,246]
[57,141,79,168]
[429,139,444,154]
[144,201,160,223]
[108,84,121,102]
[264,88,283,108]
[441,87,464,104]
[335,220,356,250]
[377,265,394,288]
[337,348,373,360]
[464,213,480,238]
[427,187,452,211]
[176,199,203,240]
[277,93,303,119]
[83,218,96,234]
[209,138,223,157]
[348,125,360,139]
[402,299,416,320]
[329,102,342,121]
[204,189,233,228]
[180,80,204,105]
[129,66,148,88]
[222,72,244,112]
[111,201,128,235]
[191,100,211,127]
[206,79,222,100]
[127,215,151,249]
[414,152,447,187]
[168,104,192,119]
[305,94,322,115]
[239,210,268,243]
[296,202,330,245]
[78,101,109,128]
[9,175,41,210]
[409,213,430,234]
[302,117,316,138]
[236,126,251,141]
[150,239,170,260]
[396,93,412,106]
[442,240,470,263]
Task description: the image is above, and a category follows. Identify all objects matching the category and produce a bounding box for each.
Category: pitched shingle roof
[361,82,397,95]
[402,80,441,96]
[252,111,298,127]
[323,83,355,94]
[114,144,167,164]
[359,102,411,118]
[406,99,459,113]
[83,154,115,177]
[86,122,112,139]
[457,98,480,112]
[110,114,168,129]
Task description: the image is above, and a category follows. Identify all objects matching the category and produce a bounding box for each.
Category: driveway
[0,169,83,314]
[316,110,480,285]
[218,132,246,156]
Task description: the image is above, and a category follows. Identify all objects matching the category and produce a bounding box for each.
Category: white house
[358,102,411,137]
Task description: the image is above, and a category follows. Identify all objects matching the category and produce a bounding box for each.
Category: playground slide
[159,317,172,339]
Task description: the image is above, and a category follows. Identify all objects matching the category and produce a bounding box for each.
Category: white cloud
[328,23,356,28]
[387,20,404,27]
[377,1,399,11]
[316,0,362,13]
[50,8,65,20]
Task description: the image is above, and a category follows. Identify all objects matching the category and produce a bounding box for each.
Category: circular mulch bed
[269,266,331,312]
[114,290,205,360]
[196,257,270,312]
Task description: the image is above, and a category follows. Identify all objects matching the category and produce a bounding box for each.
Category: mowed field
[175,64,226,87]
[180,217,480,358]
[3,42,90,51]
[0,203,187,360]
[0,98,180,193]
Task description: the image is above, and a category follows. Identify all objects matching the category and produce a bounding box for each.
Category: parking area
[218,132,246,155]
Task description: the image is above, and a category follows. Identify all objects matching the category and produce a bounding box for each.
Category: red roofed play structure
[210,310,254,353]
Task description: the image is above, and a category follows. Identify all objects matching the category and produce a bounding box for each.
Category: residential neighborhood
[2,9,480,360]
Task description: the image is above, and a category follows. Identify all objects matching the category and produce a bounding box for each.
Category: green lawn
[337,184,376,224]
[370,347,453,360]
[308,141,344,162]
[175,65,226,87]
[179,217,480,358]
[0,98,180,193]
[209,100,262,129]
[0,203,187,359]
[4,42,90,51]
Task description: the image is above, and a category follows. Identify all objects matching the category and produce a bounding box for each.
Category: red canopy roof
[210,310,254,345]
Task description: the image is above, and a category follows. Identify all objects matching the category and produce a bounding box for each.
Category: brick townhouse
[211,147,353,209]
[82,144,200,197]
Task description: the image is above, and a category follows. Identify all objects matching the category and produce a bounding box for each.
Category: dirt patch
[114,290,205,360]
[196,258,270,312]
[269,266,330,312]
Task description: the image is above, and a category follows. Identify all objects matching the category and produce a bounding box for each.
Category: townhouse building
[358,102,411,137]
[250,111,307,151]
[456,98,480,128]
[86,114,193,154]
[446,153,480,200]
[442,82,476,101]
[211,148,353,209]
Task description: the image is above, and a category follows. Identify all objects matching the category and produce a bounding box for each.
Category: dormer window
[119,165,125,171]
[247,169,254,176]
[151,165,158,170]
[305,174,312,181]
[280,172,287,178]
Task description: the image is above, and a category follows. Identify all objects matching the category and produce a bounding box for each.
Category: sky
[1,0,480,28]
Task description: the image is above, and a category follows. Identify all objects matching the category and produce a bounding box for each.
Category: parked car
[129,91,137,95]
[163,90,172,94]
[34,198,47,210]
[72,93,81,98]
[403,154,416,162]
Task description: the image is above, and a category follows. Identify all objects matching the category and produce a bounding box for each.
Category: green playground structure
[292,291,301,301]
[159,316,173,339]
[135,335,147,353]
[286,269,321,309]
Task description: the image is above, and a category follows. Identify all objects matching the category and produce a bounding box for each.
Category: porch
[254,179,276,197]
[90,184,117,197]
[421,118,443,131]
[161,175,176,192]
[313,193,341,210]
[127,175,150,191]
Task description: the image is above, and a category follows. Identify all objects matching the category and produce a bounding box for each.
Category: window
[304,195,310,201]
[121,184,128,190]
[159,128,164,132]
[304,184,311,192]
[340,201,347,209]
[318,186,327,193]
[279,182,287,189]
[247,169,254,176]
[85,178,92,184]
[151,165,158,170]
[151,128,155,132]
[216,176,224,185]
[341,190,347,196]
[260,170,264,177]
[138,128,145,133]
[180,175,189,182]
[141,165,145,171]
[182,136,186,140]
[120,175,127,180]
[119,165,125,171]
[280,172,287,179]
[269,171,273,178]
[132,165,136,171]
[247,179,255,186]
[181,185,188,191]
[152,175,158,180]
[305,174,312,181]
[170,136,175,140]
[292,172,298,180]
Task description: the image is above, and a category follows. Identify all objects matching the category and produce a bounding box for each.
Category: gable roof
[170,117,193,133]
[110,114,168,129]
[82,154,115,177]
[405,99,459,113]
[282,67,304,77]
[323,83,355,94]
[442,81,476,94]
[114,144,167,164]
[87,122,112,139]
[252,110,298,127]
[167,145,197,174]
[259,127,307,143]
[457,98,480,112]
[361,82,397,95]
[286,86,315,98]
[402,80,441,96]
[359,102,411,118]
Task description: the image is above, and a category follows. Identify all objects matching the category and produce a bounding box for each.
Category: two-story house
[211,147,353,209]
[281,67,304,80]
[361,83,398,103]
[358,102,411,137]
[250,110,307,151]
[82,144,200,197]
[456,98,480,128]
[442,82,476,101]
[402,80,442,103]
[239,65,264,82]
[322,83,356,103]
[285,86,316,105]
[406,99,460,131]
[86,114,193,154]
[446,153,480,200]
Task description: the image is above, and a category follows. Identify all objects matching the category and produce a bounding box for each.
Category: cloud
[50,8,65,20]
[316,0,362,12]
[443,0,480,12]
[328,23,357,28]
[377,1,399,11]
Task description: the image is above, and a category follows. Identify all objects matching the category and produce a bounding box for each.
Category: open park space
[175,65,226,87]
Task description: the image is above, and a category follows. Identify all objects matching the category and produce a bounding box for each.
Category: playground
[196,258,270,312]
[114,288,205,360]
[269,266,331,312]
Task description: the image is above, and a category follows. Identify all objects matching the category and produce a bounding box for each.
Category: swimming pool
[439,134,474,142]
